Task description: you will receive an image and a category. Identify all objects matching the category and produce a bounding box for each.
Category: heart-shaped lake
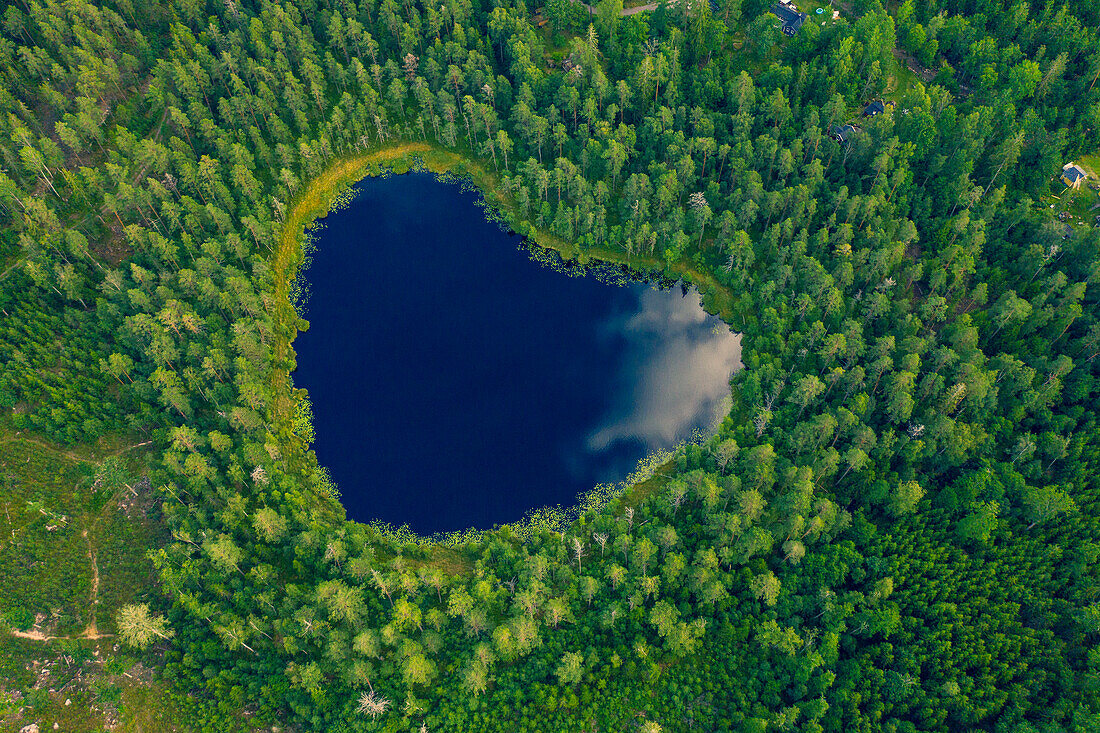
[293,172,740,533]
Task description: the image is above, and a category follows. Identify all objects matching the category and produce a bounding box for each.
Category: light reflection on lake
[587,288,742,454]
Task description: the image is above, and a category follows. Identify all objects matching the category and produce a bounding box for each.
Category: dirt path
[82,528,103,638]
[0,435,151,556]
[9,627,56,641]
[5,529,112,642]
[7,627,113,642]
[0,434,152,465]
[0,435,88,464]
[0,433,139,642]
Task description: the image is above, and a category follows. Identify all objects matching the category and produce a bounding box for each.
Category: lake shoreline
[270,143,748,547]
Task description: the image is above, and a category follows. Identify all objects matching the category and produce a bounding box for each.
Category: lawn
[1039,154,1100,229]
[800,0,843,26]
[1079,152,1100,169]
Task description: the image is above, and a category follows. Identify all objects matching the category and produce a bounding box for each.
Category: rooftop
[831,123,858,143]
[863,99,895,116]
[771,2,807,34]
[1062,163,1086,183]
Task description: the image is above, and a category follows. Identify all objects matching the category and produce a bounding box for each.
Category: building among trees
[862,99,895,117]
[1060,162,1088,189]
[770,0,807,36]
[830,123,859,144]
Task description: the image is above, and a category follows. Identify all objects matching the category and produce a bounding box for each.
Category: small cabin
[1061,162,1087,189]
[830,123,859,145]
[862,99,896,117]
[771,0,807,36]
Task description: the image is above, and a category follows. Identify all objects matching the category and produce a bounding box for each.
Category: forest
[1,0,1099,729]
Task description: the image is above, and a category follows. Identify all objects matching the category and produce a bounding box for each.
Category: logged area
[0,0,1099,730]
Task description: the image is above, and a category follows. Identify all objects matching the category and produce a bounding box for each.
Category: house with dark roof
[862,99,896,117]
[830,124,859,145]
[771,0,807,36]
[1061,162,1087,189]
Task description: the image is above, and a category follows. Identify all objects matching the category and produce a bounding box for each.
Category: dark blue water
[294,173,740,533]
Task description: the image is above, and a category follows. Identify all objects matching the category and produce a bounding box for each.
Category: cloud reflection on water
[586,287,742,454]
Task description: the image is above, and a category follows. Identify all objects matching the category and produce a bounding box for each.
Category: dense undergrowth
[1,0,1100,730]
